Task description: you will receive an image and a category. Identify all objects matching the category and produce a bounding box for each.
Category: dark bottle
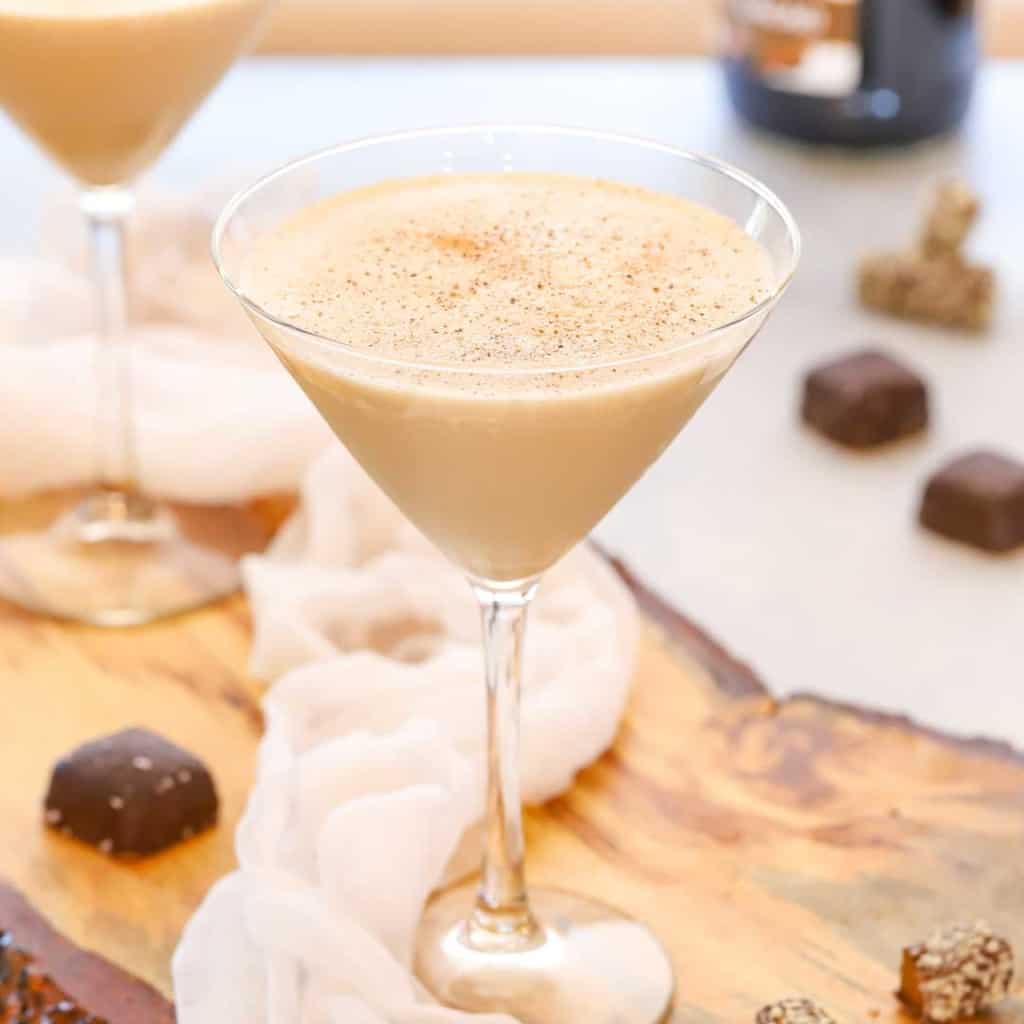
[722,0,978,146]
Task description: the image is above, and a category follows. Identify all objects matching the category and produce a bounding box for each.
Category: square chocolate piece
[44,728,218,858]
[802,349,928,448]
[919,450,1024,553]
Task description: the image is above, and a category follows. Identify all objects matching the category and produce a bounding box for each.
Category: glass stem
[80,185,145,500]
[468,578,542,951]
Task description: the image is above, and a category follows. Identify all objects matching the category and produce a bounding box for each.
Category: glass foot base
[416,886,675,1023]
[0,487,280,626]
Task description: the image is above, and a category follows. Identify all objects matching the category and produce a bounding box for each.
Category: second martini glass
[213,126,799,1022]
[0,0,274,625]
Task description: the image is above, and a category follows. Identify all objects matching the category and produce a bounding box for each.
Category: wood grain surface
[0,546,1022,1022]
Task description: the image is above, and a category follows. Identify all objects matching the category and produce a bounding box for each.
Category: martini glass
[0,0,275,626]
[213,126,799,1022]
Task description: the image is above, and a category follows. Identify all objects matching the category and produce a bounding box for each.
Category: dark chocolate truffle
[802,349,929,448]
[919,450,1024,553]
[43,728,218,858]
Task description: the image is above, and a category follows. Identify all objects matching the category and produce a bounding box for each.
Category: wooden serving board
[1,552,1022,1022]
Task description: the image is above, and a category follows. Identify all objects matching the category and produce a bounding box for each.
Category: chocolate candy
[43,728,218,858]
[0,882,173,1023]
[919,450,1024,553]
[802,349,929,448]
[0,931,107,1023]
[755,998,836,1024]
[899,921,1013,1021]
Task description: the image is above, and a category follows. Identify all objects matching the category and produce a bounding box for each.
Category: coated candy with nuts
[43,727,218,858]
[755,997,837,1023]
[899,921,1014,1021]
[0,931,107,1022]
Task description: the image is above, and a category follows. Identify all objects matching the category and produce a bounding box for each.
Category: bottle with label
[722,0,978,146]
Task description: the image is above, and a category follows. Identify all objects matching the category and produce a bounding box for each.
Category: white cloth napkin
[172,446,638,1024]
[0,183,330,502]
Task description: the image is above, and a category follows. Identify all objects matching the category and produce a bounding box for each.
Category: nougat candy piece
[859,251,994,331]
[921,179,980,259]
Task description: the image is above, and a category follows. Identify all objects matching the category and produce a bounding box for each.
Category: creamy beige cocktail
[218,133,799,1023]
[0,0,270,185]
[240,172,774,582]
[0,0,275,626]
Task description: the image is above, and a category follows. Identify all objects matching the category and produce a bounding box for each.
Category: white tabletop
[2,57,1021,743]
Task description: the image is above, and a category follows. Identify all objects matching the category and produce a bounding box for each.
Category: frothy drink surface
[241,173,775,580]
[243,173,772,372]
[0,0,269,185]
